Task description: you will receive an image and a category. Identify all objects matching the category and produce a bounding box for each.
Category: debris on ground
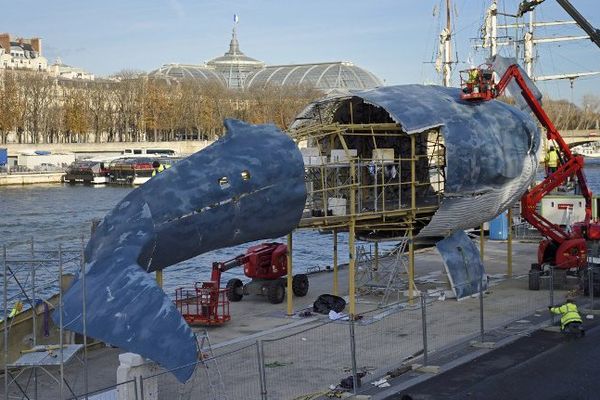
[265,361,292,368]
[291,391,328,400]
[324,388,351,398]
[329,310,349,320]
[339,372,366,389]
[371,377,390,388]
[386,365,413,378]
[313,294,346,315]
[298,309,313,318]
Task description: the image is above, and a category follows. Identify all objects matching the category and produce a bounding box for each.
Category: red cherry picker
[460,62,600,291]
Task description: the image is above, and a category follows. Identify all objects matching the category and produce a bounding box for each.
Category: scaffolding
[285,118,447,315]
[1,238,91,400]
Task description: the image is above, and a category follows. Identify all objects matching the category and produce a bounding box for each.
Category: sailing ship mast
[435,0,454,86]
[442,0,452,86]
[481,0,600,84]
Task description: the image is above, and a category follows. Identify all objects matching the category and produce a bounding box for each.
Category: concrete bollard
[117,353,159,400]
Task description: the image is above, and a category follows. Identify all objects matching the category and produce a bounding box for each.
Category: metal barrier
[4,237,588,400]
[69,379,138,400]
[139,342,262,400]
[131,273,566,400]
[260,319,353,400]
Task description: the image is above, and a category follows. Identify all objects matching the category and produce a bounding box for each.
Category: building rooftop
[149,23,382,91]
[148,63,226,84]
[206,27,265,69]
[245,61,383,90]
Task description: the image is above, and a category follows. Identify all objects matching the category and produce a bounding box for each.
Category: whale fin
[58,255,197,382]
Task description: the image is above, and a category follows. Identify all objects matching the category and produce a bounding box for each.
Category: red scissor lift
[175,281,231,326]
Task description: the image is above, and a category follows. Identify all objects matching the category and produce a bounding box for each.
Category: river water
[0,183,390,300]
[3,159,600,300]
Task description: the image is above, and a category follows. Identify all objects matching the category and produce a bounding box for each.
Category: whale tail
[57,254,198,382]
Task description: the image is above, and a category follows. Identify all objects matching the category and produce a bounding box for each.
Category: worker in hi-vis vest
[545,145,559,176]
[152,160,170,177]
[549,298,583,332]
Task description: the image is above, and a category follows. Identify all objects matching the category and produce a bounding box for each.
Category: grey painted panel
[436,230,487,299]
[55,119,307,382]
[353,84,540,195]
[291,78,541,239]
[417,155,537,238]
[492,56,542,112]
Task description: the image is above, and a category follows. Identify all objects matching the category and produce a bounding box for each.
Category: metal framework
[1,239,90,400]
[288,121,446,314]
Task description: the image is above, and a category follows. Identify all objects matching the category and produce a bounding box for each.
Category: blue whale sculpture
[55,119,307,382]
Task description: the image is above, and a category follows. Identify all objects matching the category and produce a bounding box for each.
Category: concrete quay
[0,172,65,185]
[1,239,566,400]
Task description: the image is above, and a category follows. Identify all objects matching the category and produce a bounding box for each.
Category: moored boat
[64,159,110,184]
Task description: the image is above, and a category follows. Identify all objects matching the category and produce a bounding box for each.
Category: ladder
[177,330,228,400]
[197,330,228,400]
[380,234,410,306]
[354,234,412,306]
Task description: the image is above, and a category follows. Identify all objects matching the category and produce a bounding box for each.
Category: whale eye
[218,176,230,189]
[241,170,251,181]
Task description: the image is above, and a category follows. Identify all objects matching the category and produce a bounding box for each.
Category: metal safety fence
[128,273,566,400]
[1,241,580,400]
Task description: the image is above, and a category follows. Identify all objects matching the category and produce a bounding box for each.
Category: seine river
[0,182,392,300]
[3,159,600,299]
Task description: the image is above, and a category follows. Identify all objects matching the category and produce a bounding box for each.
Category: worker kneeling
[549,298,584,337]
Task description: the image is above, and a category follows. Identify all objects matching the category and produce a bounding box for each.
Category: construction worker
[549,298,583,334]
[545,145,559,176]
[152,160,170,177]
[6,300,23,320]
[468,68,480,93]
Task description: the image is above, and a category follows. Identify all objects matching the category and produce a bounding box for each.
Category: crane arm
[555,0,600,50]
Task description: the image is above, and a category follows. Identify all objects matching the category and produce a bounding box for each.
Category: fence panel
[354,305,423,381]
[262,320,351,400]
[483,275,562,335]
[144,343,261,400]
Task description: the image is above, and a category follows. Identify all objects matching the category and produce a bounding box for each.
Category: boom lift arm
[461,62,598,268]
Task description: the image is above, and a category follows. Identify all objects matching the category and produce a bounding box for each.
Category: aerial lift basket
[175,281,231,326]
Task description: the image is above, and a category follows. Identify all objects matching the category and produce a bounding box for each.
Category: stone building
[0,33,47,71]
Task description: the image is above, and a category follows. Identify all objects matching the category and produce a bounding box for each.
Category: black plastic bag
[313,294,346,314]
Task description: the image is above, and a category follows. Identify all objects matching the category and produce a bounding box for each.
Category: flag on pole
[233,14,239,24]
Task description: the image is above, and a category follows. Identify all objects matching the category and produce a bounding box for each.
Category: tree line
[1,69,599,145]
[0,70,322,145]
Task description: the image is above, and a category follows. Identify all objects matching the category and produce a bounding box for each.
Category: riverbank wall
[0,172,65,186]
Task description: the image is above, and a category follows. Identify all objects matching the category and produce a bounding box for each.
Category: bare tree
[0,71,23,144]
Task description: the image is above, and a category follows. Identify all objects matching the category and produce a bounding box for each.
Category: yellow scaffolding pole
[349,220,356,316]
[349,160,357,316]
[287,233,294,316]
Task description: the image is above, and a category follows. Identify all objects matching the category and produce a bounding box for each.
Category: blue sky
[5,0,600,104]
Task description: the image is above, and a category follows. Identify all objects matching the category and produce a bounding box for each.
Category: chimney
[30,37,41,55]
[0,33,10,53]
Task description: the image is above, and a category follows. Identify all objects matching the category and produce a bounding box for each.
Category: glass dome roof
[148,64,226,85]
[244,62,383,91]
